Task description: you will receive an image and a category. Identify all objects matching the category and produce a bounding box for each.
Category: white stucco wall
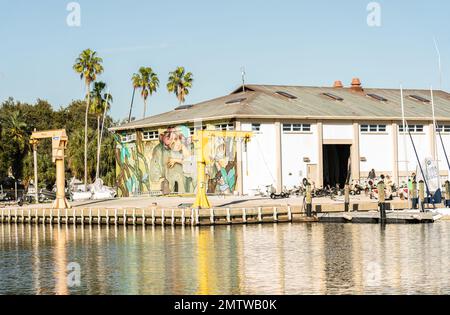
[241,123,277,194]
[323,123,353,140]
[398,125,432,178]
[281,125,318,189]
[359,125,394,174]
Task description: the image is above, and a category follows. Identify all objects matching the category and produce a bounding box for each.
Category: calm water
[1,222,450,295]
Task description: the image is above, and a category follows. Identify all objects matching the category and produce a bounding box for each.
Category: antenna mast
[433,37,443,90]
[241,66,246,93]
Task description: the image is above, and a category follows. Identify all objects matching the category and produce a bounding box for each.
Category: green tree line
[0,98,117,188]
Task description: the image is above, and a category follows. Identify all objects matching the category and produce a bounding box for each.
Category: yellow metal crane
[30,129,70,209]
[192,130,253,209]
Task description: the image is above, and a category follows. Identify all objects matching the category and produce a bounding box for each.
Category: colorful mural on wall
[115,125,238,197]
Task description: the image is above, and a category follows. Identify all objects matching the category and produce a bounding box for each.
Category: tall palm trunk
[143,98,147,118]
[96,115,101,180]
[84,84,90,187]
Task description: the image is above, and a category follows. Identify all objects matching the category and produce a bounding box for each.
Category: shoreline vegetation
[1,48,194,192]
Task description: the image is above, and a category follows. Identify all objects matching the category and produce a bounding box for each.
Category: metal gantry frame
[30,129,70,209]
[192,130,253,209]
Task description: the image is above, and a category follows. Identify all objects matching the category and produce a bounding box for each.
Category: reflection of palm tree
[90,81,113,180]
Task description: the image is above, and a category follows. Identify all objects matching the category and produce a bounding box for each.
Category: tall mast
[400,85,410,208]
[430,87,441,189]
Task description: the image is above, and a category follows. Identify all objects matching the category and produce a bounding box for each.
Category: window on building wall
[215,123,234,131]
[360,124,387,133]
[142,131,159,141]
[283,124,312,133]
[121,133,136,143]
[436,125,450,133]
[252,124,261,132]
[399,125,424,133]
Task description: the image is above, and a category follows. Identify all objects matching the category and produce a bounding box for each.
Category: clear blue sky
[1,0,449,120]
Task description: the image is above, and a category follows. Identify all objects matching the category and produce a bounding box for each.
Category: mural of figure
[115,124,237,197]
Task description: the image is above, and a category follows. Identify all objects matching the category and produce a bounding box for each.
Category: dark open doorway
[323,145,351,189]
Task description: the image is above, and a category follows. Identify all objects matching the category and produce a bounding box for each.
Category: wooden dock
[0,206,440,226]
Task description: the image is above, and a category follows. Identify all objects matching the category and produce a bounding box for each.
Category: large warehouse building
[111,79,450,197]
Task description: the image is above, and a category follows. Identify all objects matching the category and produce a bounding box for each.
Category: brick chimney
[333,80,344,88]
[351,77,363,92]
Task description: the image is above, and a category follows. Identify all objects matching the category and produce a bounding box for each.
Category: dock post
[306,183,312,217]
[106,209,110,225]
[57,209,61,225]
[50,209,54,225]
[123,210,127,226]
[28,209,31,224]
[288,206,292,221]
[344,184,350,212]
[73,209,77,225]
[21,209,25,224]
[35,209,38,225]
[226,208,231,223]
[81,209,85,225]
[171,209,175,226]
[411,181,418,210]
[419,180,425,213]
[161,209,165,226]
[132,209,137,226]
[98,209,102,226]
[89,208,93,225]
[210,208,215,224]
[181,208,186,226]
[191,209,195,226]
[257,207,262,222]
[115,209,118,225]
[273,207,278,222]
[7,209,11,224]
[152,208,156,226]
[242,208,247,223]
[378,181,386,223]
[445,181,450,208]
[65,209,69,225]
[142,209,146,226]
[195,208,200,225]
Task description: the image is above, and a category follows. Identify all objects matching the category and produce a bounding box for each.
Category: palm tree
[131,67,159,118]
[73,49,104,186]
[90,82,113,180]
[167,67,193,105]
[5,110,27,151]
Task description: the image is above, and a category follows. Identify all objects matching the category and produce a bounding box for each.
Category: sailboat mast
[430,87,441,188]
[400,85,410,207]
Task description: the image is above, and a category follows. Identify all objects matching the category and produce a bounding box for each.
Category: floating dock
[0,206,441,226]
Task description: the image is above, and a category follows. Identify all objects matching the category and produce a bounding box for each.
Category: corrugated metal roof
[111,84,450,131]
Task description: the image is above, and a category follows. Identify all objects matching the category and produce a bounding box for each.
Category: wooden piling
[378,181,386,223]
[258,207,262,222]
[306,183,312,217]
[445,181,450,208]
[344,184,350,212]
[419,180,425,213]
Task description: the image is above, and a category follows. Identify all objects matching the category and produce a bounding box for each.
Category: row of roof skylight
[220,91,432,106]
